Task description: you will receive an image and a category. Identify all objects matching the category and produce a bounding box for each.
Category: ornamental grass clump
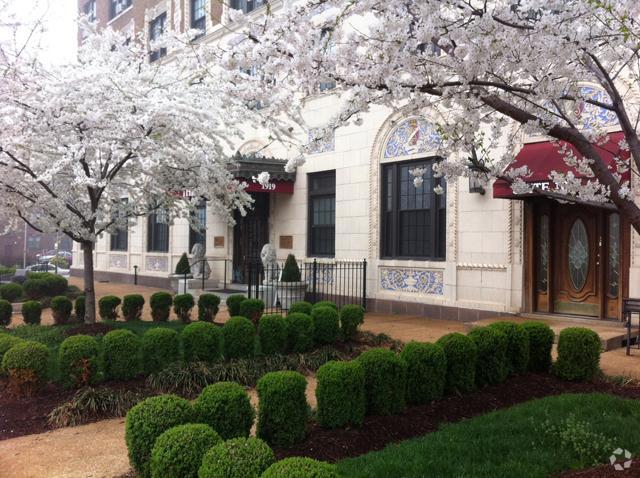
[400,341,447,404]
[150,292,173,322]
[357,348,407,416]
[199,437,275,478]
[195,381,255,439]
[436,332,477,394]
[51,295,73,325]
[488,321,530,376]
[198,293,221,322]
[226,294,246,316]
[258,314,289,355]
[311,306,340,345]
[58,334,101,388]
[141,328,180,374]
[316,360,365,428]
[0,299,12,327]
[467,327,509,387]
[554,327,602,381]
[240,298,265,324]
[102,329,141,380]
[173,293,195,323]
[285,312,315,353]
[2,341,49,395]
[182,321,222,362]
[262,457,338,478]
[223,316,256,359]
[98,295,121,321]
[21,300,42,325]
[339,304,365,341]
[122,294,145,322]
[522,321,555,372]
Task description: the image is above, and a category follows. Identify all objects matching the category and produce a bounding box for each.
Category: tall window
[110,0,132,19]
[308,171,336,257]
[84,0,97,22]
[147,208,169,252]
[381,159,446,260]
[189,202,207,252]
[191,0,206,36]
[230,0,265,14]
[318,28,336,92]
[149,13,167,62]
[110,201,128,251]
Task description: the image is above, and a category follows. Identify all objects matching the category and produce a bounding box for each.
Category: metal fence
[245,258,367,313]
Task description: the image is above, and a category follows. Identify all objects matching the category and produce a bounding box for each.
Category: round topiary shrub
[256,371,308,447]
[58,334,101,388]
[0,283,23,302]
[0,299,12,327]
[125,394,195,478]
[226,294,246,317]
[198,293,221,322]
[223,316,256,359]
[316,360,365,428]
[51,295,73,325]
[400,341,446,404]
[42,274,68,296]
[261,457,338,478]
[522,321,555,372]
[199,437,275,478]
[23,278,47,299]
[98,295,121,321]
[285,312,314,353]
[182,321,222,362]
[357,348,407,416]
[436,332,477,394]
[173,293,195,324]
[122,294,145,322]
[21,300,42,325]
[2,341,49,394]
[310,306,340,345]
[288,301,312,315]
[554,327,601,381]
[195,381,255,439]
[240,298,265,324]
[103,329,141,380]
[467,327,508,387]
[258,314,288,355]
[339,304,365,341]
[150,292,173,322]
[150,423,221,478]
[312,300,338,311]
[75,295,85,323]
[488,321,529,376]
[141,328,180,374]
[0,334,24,364]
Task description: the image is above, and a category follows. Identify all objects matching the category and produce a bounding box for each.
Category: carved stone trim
[457,263,507,271]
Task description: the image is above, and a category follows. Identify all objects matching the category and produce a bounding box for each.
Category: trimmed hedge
[0,299,11,327]
[240,298,265,324]
[173,293,195,324]
[23,278,47,299]
[125,394,195,478]
[285,312,314,353]
[141,328,180,374]
[0,334,24,364]
[22,300,42,325]
[0,283,23,302]
[195,382,255,439]
[1,341,49,390]
[223,316,256,359]
[150,292,173,322]
[400,341,446,404]
[468,327,508,387]
[554,327,601,381]
[288,301,312,315]
[103,329,141,380]
[198,293,221,322]
[122,294,145,322]
[488,321,530,375]
[150,423,221,478]
[199,437,275,478]
[522,321,555,372]
[316,360,365,428]
[257,371,308,447]
[58,334,101,388]
[436,332,477,394]
[311,306,340,345]
[261,457,338,478]
[51,295,73,325]
[258,314,289,355]
[182,321,222,362]
[98,295,121,321]
[339,304,365,341]
[312,300,338,311]
[357,348,407,416]
[226,294,246,317]
[75,296,85,322]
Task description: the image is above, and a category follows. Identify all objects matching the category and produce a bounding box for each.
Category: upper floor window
[147,208,170,252]
[308,171,336,257]
[191,0,206,36]
[318,28,336,92]
[189,202,207,252]
[84,0,97,22]
[149,13,167,62]
[110,200,128,252]
[110,0,132,20]
[230,0,265,14]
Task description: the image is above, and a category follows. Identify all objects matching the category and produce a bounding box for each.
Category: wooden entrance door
[232,193,269,284]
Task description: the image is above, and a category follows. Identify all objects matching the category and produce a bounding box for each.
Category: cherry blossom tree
[0,25,252,323]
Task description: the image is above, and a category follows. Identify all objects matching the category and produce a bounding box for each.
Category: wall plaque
[214,236,225,248]
[279,235,293,249]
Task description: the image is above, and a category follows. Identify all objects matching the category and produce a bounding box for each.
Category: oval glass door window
[568,219,589,290]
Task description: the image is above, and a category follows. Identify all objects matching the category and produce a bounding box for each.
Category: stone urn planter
[276,254,307,310]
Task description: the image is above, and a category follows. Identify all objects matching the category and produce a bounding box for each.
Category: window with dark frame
[110,201,128,252]
[381,158,446,260]
[308,171,336,257]
[84,0,97,22]
[189,202,207,252]
[147,208,170,252]
[109,0,132,19]
[230,0,265,14]
[149,12,167,62]
[318,28,336,92]
[190,0,206,36]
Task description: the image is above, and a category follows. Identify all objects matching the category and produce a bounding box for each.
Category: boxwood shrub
[285,312,314,353]
[258,314,288,355]
[141,328,180,374]
[58,334,101,388]
[467,327,508,387]
[0,334,24,364]
[240,298,265,324]
[0,283,23,302]
[51,295,73,325]
[103,329,141,380]
[150,292,173,322]
[288,301,312,315]
[256,371,308,447]
[436,332,477,394]
[522,321,555,372]
[316,360,365,428]
[226,294,246,317]
[0,299,12,327]
[22,300,42,325]
[173,293,195,324]
[199,437,275,478]
[198,293,221,322]
[23,278,47,299]
[261,457,338,478]
[1,341,49,391]
[223,316,256,359]
[488,321,529,375]
[554,327,602,381]
[98,295,121,321]
[195,381,255,439]
[122,294,145,322]
[125,394,195,478]
[182,321,222,362]
[311,306,340,345]
[41,273,68,296]
[357,348,407,416]
[400,341,446,404]
[150,423,221,478]
[312,300,338,311]
[339,305,365,341]
[74,296,85,323]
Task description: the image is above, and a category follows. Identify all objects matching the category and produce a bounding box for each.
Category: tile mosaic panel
[109,254,127,269]
[379,267,444,295]
[145,255,168,272]
[384,118,442,158]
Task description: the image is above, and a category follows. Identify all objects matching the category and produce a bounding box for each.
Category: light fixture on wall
[468,147,486,195]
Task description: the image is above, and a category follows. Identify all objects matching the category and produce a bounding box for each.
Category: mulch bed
[557,460,640,477]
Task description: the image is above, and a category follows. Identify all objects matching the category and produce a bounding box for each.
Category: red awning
[493,132,630,199]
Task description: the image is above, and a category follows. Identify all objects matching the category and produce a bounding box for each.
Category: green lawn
[338,393,640,478]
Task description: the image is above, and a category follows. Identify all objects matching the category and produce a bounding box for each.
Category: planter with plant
[171,253,192,292]
[275,255,307,310]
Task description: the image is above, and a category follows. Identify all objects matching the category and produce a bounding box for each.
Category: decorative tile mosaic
[307,128,335,154]
[145,255,168,272]
[109,254,127,269]
[304,262,335,285]
[384,118,442,158]
[379,267,444,295]
[575,86,618,130]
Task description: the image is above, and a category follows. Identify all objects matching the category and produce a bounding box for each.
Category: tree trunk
[81,241,97,324]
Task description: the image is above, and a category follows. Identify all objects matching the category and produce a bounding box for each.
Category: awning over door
[493,132,629,199]
[230,152,296,195]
